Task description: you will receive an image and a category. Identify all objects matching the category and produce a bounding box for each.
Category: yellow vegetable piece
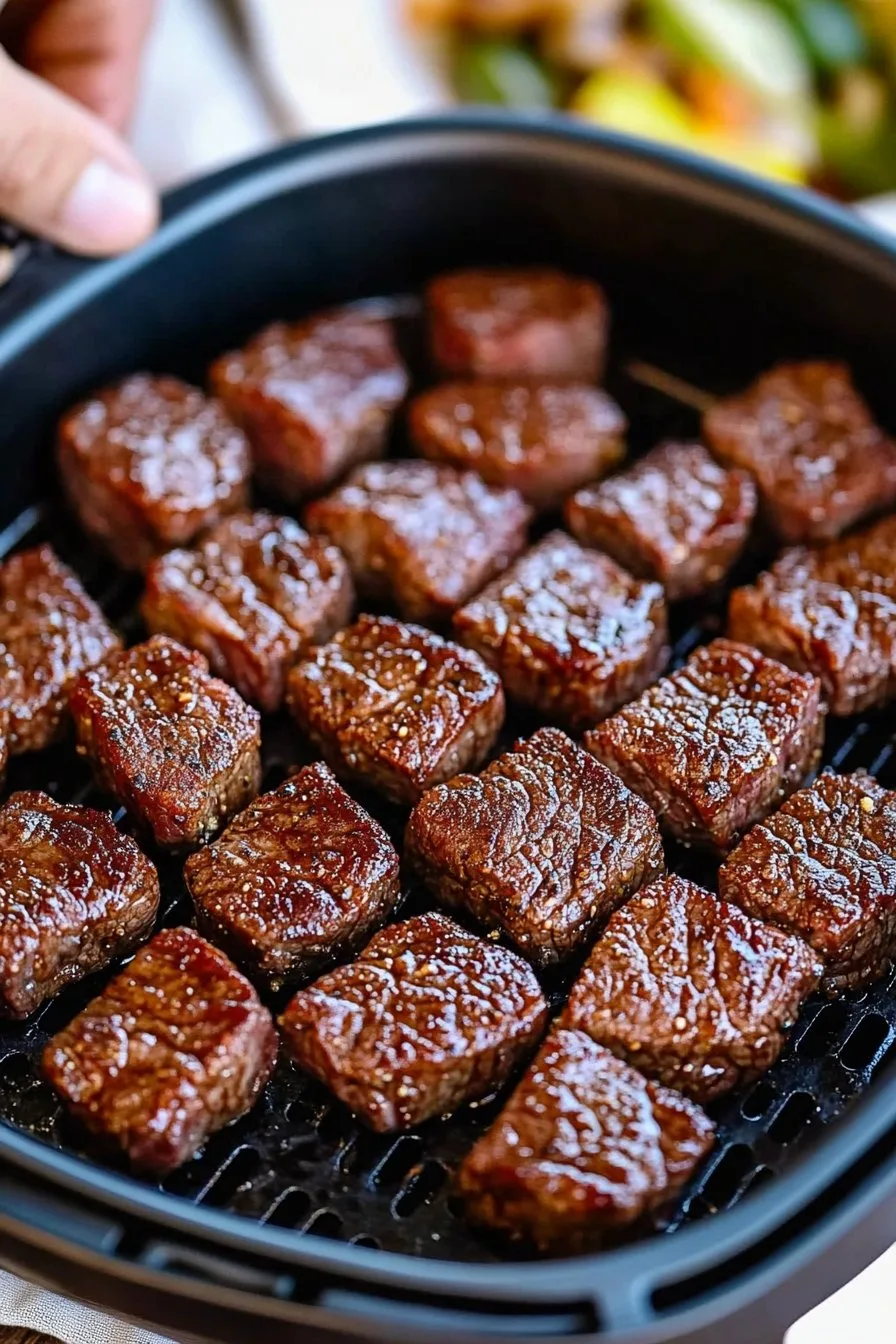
[572,68,806,183]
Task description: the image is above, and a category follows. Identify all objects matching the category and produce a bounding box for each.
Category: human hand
[0,0,158,255]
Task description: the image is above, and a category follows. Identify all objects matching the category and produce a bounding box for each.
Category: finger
[20,0,156,131]
[0,46,158,254]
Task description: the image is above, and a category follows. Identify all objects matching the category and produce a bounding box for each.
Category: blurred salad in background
[407,0,896,196]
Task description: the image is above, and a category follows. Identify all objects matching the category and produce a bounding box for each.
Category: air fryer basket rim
[1,110,896,1319]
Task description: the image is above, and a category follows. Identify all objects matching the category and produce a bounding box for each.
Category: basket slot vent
[740,1079,778,1121]
[840,1014,892,1072]
[391,1160,448,1219]
[263,1187,312,1229]
[767,1093,817,1147]
[701,1145,756,1211]
[797,1003,852,1059]
[302,1208,343,1240]
[197,1145,262,1208]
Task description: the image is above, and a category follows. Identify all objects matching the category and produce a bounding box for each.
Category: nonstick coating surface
[1,297,895,1266]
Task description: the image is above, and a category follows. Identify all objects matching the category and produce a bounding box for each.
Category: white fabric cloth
[1,2,894,1340]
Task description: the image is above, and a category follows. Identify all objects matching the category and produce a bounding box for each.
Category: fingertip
[57,157,158,255]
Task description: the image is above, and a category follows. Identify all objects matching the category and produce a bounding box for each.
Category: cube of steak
[562,875,821,1103]
[58,375,250,570]
[185,762,400,988]
[0,545,120,754]
[406,727,664,966]
[142,511,353,713]
[43,927,277,1173]
[728,515,896,716]
[720,772,896,994]
[210,310,409,502]
[565,442,757,600]
[287,615,503,805]
[453,532,668,730]
[427,268,609,382]
[305,461,530,624]
[0,791,159,1019]
[703,361,896,543]
[585,639,825,853]
[457,1028,714,1252]
[279,911,546,1132]
[69,635,261,849]
[409,382,626,510]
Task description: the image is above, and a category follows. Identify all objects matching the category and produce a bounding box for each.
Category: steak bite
[69,635,261,850]
[720,771,896,994]
[585,639,825,853]
[185,762,400,988]
[703,361,896,544]
[457,1028,715,1252]
[565,441,757,600]
[305,461,530,624]
[287,616,503,805]
[142,511,353,713]
[43,927,277,1174]
[0,791,159,1020]
[57,374,250,570]
[453,531,668,730]
[279,911,547,1132]
[409,381,626,510]
[0,545,120,755]
[406,727,664,966]
[728,515,896,716]
[209,310,409,502]
[427,268,609,382]
[562,875,822,1103]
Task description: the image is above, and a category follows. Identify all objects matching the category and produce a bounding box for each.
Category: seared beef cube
[728,515,896,716]
[409,382,625,510]
[457,1028,714,1252]
[586,639,825,853]
[0,791,159,1020]
[287,615,503,805]
[453,532,668,730]
[210,310,409,501]
[185,762,400,988]
[562,875,821,1103]
[58,375,250,570]
[703,361,896,543]
[406,727,664,966]
[427,268,608,382]
[142,511,353,713]
[305,461,530,624]
[566,442,756,600]
[0,545,120,754]
[720,772,896,994]
[43,927,276,1173]
[279,912,546,1132]
[70,636,261,849]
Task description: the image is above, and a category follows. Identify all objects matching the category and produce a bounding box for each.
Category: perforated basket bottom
[2,363,896,1265]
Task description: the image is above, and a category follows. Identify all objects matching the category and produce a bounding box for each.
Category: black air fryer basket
[0,115,895,1344]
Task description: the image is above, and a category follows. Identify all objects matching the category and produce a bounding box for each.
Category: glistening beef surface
[185,762,400,988]
[453,531,669,730]
[305,461,531,625]
[703,361,896,543]
[457,1028,715,1252]
[720,771,896,994]
[287,615,504,805]
[142,510,353,712]
[406,727,665,966]
[427,268,609,381]
[69,635,261,849]
[562,875,822,1102]
[409,381,626,509]
[43,927,278,1174]
[586,639,825,852]
[0,545,120,755]
[57,374,250,569]
[0,791,159,1020]
[210,310,409,501]
[279,912,547,1132]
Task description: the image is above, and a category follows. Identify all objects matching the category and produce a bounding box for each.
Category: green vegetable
[817,69,896,193]
[645,0,812,105]
[773,0,870,73]
[454,37,560,109]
